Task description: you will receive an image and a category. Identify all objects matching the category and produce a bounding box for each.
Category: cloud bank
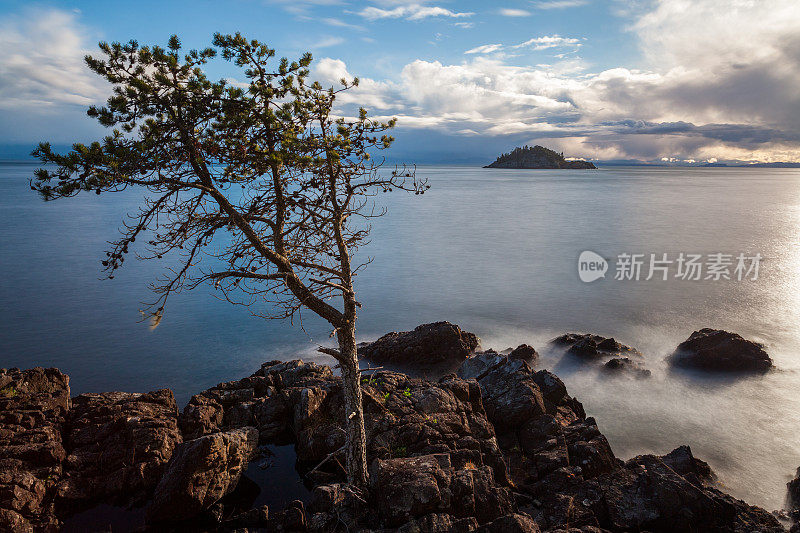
[3,1,800,162]
[317,0,800,162]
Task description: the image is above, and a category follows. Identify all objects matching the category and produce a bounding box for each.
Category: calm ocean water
[2,162,800,510]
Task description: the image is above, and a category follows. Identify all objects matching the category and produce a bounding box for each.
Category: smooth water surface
[2,163,800,510]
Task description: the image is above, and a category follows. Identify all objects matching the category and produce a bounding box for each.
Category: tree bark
[337,322,369,487]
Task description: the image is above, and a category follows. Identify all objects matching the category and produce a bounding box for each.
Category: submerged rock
[359,321,480,366]
[509,344,539,363]
[603,357,651,378]
[146,426,258,523]
[669,328,773,372]
[552,333,642,360]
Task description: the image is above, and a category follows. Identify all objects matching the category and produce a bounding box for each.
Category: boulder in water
[668,328,772,372]
[359,321,480,366]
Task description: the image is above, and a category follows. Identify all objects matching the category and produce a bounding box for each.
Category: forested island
[485,145,597,169]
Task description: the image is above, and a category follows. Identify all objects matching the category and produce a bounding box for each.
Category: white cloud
[329,0,800,161]
[533,0,589,9]
[464,35,582,55]
[454,22,475,29]
[0,8,106,110]
[512,35,581,50]
[322,17,366,31]
[309,36,346,49]
[268,0,343,16]
[356,4,474,21]
[465,44,504,55]
[4,1,800,163]
[498,8,532,17]
[314,57,401,110]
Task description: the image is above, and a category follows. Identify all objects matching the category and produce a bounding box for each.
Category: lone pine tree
[31,33,427,486]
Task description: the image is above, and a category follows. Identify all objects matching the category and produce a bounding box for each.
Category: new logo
[578,251,608,282]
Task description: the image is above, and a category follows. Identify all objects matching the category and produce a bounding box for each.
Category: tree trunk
[337,323,369,487]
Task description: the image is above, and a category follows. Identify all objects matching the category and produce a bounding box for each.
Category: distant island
[702,162,800,168]
[484,145,597,169]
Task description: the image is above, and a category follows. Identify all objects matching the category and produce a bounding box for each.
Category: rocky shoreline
[1,323,794,532]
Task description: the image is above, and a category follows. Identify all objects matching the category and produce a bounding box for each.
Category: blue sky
[1,0,799,163]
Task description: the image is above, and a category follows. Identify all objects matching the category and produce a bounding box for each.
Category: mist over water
[2,163,800,510]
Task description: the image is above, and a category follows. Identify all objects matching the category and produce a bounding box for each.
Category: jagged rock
[476,513,540,532]
[547,526,609,533]
[788,467,800,513]
[308,483,368,531]
[552,334,642,360]
[56,389,182,512]
[371,453,513,528]
[359,322,480,366]
[669,328,773,372]
[221,504,269,529]
[0,367,70,532]
[458,350,509,381]
[458,354,584,437]
[179,360,332,441]
[602,357,651,378]
[188,358,509,493]
[518,417,620,481]
[3,325,789,533]
[660,445,714,485]
[527,451,783,532]
[306,369,508,486]
[397,513,477,532]
[264,500,307,532]
[146,426,258,523]
[509,345,539,363]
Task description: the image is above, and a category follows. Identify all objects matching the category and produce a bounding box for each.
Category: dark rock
[146,426,258,523]
[669,328,773,372]
[552,333,642,360]
[476,513,540,532]
[509,344,538,363]
[788,467,800,510]
[4,333,788,533]
[467,358,547,432]
[221,504,269,529]
[396,513,477,532]
[0,367,70,532]
[660,445,714,485]
[179,360,331,441]
[307,483,367,531]
[305,368,509,487]
[457,350,510,381]
[458,354,585,436]
[56,389,182,512]
[602,357,651,378]
[266,499,307,532]
[359,322,480,366]
[528,452,783,532]
[371,453,513,527]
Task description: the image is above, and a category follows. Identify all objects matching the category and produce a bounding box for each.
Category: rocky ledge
[0,324,791,532]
